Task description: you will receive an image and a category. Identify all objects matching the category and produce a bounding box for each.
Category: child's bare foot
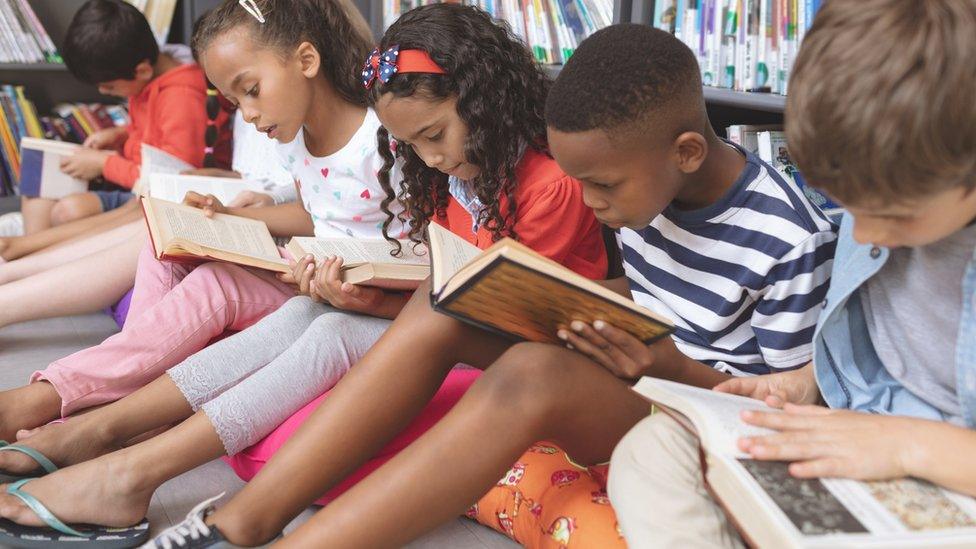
[0,383,62,443]
[0,450,151,529]
[0,415,120,474]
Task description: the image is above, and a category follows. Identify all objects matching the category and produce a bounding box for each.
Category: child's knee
[478,343,571,417]
[50,194,101,225]
[608,414,693,499]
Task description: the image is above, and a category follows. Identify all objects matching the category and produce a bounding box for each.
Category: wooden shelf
[702,86,787,113]
[0,62,66,72]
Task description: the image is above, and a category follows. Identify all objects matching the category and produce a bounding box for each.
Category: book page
[632,377,778,457]
[149,173,268,205]
[148,198,281,261]
[290,236,428,267]
[138,143,194,195]
[428,222,482,294]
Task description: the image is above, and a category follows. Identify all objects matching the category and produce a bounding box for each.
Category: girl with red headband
[0,1,607,547]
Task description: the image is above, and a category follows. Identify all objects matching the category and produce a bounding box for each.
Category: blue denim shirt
[814,214,976,428]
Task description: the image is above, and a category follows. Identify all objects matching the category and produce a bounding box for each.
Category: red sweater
[436,148,607,279]
[103,63,232,189]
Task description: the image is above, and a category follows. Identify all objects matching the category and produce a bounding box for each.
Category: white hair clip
[238,0,266,23]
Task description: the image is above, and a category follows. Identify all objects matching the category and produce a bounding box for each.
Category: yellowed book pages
[427,223,673,344]
[142,196,289,273]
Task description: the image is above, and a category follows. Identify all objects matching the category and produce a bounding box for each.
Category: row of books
[383,0,614,65]
[0,85,127,196]
[0,0,60,64]
[123,0,178,45]
[653,0,822,95]
[726,123,839,215]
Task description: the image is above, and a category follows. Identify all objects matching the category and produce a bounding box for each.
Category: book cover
[18,137,86,199]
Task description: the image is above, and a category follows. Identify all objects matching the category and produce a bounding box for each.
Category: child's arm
[713,361,822,406]
[309,255,410,319]
[560,320,731,387]
[183,191,314,237]
[739,405,976,497]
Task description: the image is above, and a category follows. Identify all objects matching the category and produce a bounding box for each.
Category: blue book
[18,137,87,198]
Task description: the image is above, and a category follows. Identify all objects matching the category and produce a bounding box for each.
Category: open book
[142,197,426,288]
[148,173,268,205]
[633,378,976,548]
[142,196,290,273]
[18,137,87,198]
[285,237,429,290]
[427,222,674,344]
[135,143,194,195]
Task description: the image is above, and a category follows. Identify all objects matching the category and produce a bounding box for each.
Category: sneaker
[0,212,22,237]
[141,493,240,549]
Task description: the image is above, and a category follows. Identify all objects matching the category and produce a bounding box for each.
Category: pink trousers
[32,240,294,416]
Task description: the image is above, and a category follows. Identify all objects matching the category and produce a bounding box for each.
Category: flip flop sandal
[0,478,149,548]
[0,443,58,483]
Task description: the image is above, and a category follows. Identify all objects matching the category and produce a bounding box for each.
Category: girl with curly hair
[0,3,607,547]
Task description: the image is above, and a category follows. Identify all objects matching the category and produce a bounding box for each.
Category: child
[609,1,976,547]
[0,0,388,451]
[20,0,231,234]
[160,12,833,548]
[0,3,607,545]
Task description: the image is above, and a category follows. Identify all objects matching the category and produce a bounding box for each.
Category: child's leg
[0,233,139,328]
[0,219,142,285]
[20,196,55,234]
[200,309,390,455]
[274,342,649,548]
[0,249,293,440]
[0,297,331,473]
[0,411,227,530]
[609,414,744,549]
[48,192,106,227]
[0,200,140,262]
[206,283,512,545]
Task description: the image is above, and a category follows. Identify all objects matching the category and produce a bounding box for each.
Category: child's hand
[60,149,112,180]
[738,405,921,480]
[558,320,684,379]
[311,256,387,314]
[227,191,275,209]
[183,192,227,218]
[82,127,126,150]
[713,362,820,408]
[278,254,316,295]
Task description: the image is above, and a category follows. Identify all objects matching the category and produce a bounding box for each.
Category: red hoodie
[103,63,231,189]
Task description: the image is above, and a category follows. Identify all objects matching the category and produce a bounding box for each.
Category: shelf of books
[382,0,618,68]
[0,0,62,65]
[0,84,128,197]
[643,0,823,113]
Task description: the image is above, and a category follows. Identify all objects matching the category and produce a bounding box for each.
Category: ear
[296,41,321,79]
[672,132,708,174]
[133,60,154,82]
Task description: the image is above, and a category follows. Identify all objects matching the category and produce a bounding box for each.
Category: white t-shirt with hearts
[276,108,406,239]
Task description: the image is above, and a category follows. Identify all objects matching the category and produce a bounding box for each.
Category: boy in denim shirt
[608,1,976,546]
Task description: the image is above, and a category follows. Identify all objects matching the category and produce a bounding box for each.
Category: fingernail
[306,264,314,271]
[571,320,585,332]
[557,330,568,340]
[593,320,606,330]
[306,255,313,261]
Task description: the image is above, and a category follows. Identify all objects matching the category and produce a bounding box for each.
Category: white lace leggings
[167,296,391,455]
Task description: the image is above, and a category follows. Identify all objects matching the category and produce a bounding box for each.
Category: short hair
[786,0,976,206]
[62,0,159,84]
[546,24,705,139]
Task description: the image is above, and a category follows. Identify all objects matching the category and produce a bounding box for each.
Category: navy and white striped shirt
[618,144,837,376]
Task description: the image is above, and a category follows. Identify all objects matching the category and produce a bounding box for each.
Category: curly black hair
[191,0,373,108]
[369,3,551,250]
[546,24,703,138]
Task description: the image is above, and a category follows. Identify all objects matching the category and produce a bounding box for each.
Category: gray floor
[0,313,518,548]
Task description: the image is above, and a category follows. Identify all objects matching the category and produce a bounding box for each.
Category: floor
[0,313,518,548]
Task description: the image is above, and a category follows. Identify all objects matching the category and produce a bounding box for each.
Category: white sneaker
[0,212,23,237]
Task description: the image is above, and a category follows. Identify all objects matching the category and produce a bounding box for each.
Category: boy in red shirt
[20,0,230,234]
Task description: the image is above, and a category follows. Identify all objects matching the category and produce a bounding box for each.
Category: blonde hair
[786,0,976,206]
